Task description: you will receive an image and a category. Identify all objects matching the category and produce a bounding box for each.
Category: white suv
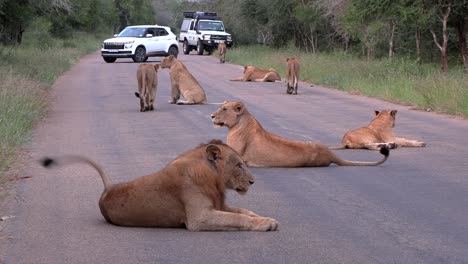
[101,25,179,63]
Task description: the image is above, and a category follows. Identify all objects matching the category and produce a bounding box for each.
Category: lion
[160,55,207,105]
[218,42,227,63]
[40,139,279,231]
[329,110,427,150]
[229,66,281,82]
[211,101,390,167]
[134,63,159,111]
[285,58,300,95]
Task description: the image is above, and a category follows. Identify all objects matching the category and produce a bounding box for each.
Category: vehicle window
[156,28,168,36]
[117,28,147,38]
[198,21,224,31]
[189,21,194,30]
[146,28,156,37]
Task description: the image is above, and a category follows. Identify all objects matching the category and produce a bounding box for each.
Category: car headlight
[227,35,232,41]
[102,43,105,49]
[124,43,133,49]
[203,34,211,40]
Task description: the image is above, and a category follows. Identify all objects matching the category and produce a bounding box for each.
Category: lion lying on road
[160,55,207,105]
[218,43,226,63]
[41,140,278,231]
[230,66,281,82]
[134,63,159,111]
[211,101,389,167]
[330,110,426,150]
[285,58,299,95]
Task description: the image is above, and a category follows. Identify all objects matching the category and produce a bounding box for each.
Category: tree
[427,0,451,73]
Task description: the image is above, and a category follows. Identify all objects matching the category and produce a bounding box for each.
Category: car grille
[211,35,227,41]
[103,42,124,49]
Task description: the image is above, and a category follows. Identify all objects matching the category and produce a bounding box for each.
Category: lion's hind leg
[394,137,426,147]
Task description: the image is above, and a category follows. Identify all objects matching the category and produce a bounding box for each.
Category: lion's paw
[254,217,279,231]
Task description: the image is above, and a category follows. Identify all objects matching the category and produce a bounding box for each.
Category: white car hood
[103,37,137,43]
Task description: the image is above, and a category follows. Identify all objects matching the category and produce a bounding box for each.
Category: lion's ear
[375,110,380,116]
[154,64,160,71]
[286,58,290,62]
[391,110,397,117]
[206,144,221,163]
[168,55,174,60]
[233,102,245,115]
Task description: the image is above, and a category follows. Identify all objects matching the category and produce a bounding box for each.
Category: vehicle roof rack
[183,11,221,20]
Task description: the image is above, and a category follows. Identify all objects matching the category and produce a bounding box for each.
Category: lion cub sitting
[41,140,278,231]
[230,65,281,82]
[285,57,300,95]
[211,101,390,167]
[330,110,426,150]
[135,63,159,111]
[218,42,227,63]
[160,55,207,105]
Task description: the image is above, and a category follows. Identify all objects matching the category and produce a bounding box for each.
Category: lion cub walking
[135,63,159,111]
[160,55,207,105]
[218,42,227,63]
[41,140,278,231]
[330,110,426,150]
[286,57,300,95]
[230,65,281,82]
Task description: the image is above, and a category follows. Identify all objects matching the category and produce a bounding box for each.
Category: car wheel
[183,40,190,55]
[133,46,147,62]
[196,40,204,55]
[103,57,116,63]
[168,46,179,58]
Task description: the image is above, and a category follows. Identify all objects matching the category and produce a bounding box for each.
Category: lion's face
[211,101,245,128]
[222,146,254,194]
[374,110,397,127]
[160,55,176,69]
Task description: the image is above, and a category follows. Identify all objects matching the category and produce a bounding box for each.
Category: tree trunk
[388,20,396,58]
[430,3,451,74]
[416,27,422,65]
[456,19,468,73]
[344,32,350,53]
[310,27,316,54]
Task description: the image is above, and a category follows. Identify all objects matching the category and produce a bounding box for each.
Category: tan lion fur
[330,110,426,150]
[135,63,159,111]
[230,66,281,82]
[218,43,227,63]
[211,101,390,167]
[285,57,300,95]
[41,140,279,231]
[160,55,207,105]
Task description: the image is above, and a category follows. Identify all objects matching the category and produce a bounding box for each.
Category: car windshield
[198,21,224,31]
[117,28,147,37]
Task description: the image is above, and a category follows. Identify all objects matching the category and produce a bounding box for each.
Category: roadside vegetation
[0,23,103,202]
[226,45,468,117]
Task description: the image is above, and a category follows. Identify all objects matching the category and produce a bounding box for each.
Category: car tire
[168,46,179,58]
[132,46,147,63]
[196,40,204,55]
[183,40,190,55]
[103,57,117,63]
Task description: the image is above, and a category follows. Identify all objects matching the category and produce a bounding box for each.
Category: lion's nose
[249,180,254,185]
[211,115,215,119]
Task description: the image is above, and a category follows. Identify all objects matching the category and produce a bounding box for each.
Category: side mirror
[113,34,118,37]
[146,34,153,38]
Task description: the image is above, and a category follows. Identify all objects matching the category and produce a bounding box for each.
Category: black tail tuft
[135,92,140,98]
[40,157,55,168]
[379,146,390,157]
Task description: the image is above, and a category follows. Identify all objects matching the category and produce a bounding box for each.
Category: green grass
[0,31,104,202]
[225,45,468,117]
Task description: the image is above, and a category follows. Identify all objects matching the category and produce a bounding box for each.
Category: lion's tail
[328,144,346,150]
[332,146,389,166]
[41,155,113,190]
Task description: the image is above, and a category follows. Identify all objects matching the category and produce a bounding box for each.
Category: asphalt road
[2,50,468,264]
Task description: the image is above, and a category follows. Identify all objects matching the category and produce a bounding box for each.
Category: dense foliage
[1,0,467,73]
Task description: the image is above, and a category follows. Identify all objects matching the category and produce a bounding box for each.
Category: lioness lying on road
[230,66,281,82]
[134,63,159,111]
[41,140,278,231]
[211,101,389,167]
[160,55,207,105]
[285,57,299,95]
[218,42,226,63]
[330,110,426,150]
